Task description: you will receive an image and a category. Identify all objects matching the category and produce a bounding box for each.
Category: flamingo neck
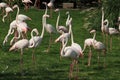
[41,16,45,38]
[45,4,48,15]
[69,24,74,44]
[16,6,19,21]
[56,12,60,32]
[101,8,104,30]
[29,29,35,48]
[61,38,68,57]
[92,32,96,45]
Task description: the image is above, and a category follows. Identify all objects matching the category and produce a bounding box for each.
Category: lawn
[0,8,120,80]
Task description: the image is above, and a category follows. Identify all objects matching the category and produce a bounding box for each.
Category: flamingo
[55,17,72,59]
[29,14,48,64]
[103,19,119,51]
[90,30,106,67]
[47,0,55,17]
[9,28,35,73]
[0,2,7,15]
[82,31,97,66]
[60,34,82,79]
[2,6,13,22]
[101,7,119,51]
[22,0,32,11]
[55,8,68,34]
[3,4,32,45]
[43,2,56,52]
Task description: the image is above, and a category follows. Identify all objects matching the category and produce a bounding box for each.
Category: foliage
[88,0,120,30]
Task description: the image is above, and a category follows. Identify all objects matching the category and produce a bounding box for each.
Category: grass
[0,8,120,80]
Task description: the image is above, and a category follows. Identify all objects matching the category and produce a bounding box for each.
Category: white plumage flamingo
[2,6,13,22]
[29,14,48,63]
[55,18,72,59]
[55,9,68,34]
[9,28,35,73]
[43,2,56,52]
[82,31,97,66]
[90,30,106,67]
[61,33,82,79]
[101,7,119,51]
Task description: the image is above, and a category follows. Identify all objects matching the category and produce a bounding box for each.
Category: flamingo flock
[0,1,119,79]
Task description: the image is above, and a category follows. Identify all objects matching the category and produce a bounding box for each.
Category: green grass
[0,8,120,80]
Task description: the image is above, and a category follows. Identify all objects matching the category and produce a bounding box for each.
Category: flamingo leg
[69,60,75,79]
[20,49,23,75]
[32,48,36,67]
[102,33,105,44]
[106,34,108,51]
[0,9,5,16]
[47,34,52,52]
[59,43,62,60]
[88,47,92,66]
[97,52,100,67]
[103,50,106,68]
[110,35,112,51]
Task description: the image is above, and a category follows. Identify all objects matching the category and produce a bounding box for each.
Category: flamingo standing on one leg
[90,30,106,67]
[2,6,13,22]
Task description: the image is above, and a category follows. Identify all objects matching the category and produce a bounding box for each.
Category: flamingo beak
[28,17,32,20]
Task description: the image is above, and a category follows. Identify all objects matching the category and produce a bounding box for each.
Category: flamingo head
[32,28,39,36]
[43,14,50,18]
[54,8,59,12]
[42,2,47,5]
[103,19,109,25]
[90,29,96,34]
[12,4,18,9]
[66,11,69,15]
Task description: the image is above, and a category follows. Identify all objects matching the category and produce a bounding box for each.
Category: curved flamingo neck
[61,38,68,57]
